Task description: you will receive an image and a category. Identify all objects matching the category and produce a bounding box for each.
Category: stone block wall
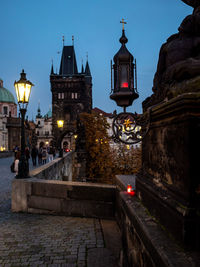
[115,176,198,267]
[12,179,116,219]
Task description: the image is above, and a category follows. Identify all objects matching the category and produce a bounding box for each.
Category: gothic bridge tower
[50,42,92,148]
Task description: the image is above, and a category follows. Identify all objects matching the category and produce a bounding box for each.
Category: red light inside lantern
[122,82,128,88]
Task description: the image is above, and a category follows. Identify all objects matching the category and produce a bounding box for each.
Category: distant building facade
[35,105,53,148]
[50,44,92,147]
[0,78,19,151]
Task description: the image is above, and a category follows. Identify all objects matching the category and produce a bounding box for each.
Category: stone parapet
[30,152,74,181]
[116,190,198,267]
[12,179,116,219]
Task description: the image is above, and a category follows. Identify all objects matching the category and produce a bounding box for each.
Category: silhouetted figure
[31,146,38,166]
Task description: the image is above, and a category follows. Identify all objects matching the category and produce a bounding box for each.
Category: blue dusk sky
[0,0,192,119]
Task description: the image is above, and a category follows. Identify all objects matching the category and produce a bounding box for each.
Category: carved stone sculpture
[143,0,200,110]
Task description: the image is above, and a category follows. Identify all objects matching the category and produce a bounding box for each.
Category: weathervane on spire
[120,18,127,30]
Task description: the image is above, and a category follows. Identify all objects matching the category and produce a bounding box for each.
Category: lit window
[72,93,74,99]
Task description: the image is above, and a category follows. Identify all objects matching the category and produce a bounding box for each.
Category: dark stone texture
[137,93,200,250]
[116,191,198,267]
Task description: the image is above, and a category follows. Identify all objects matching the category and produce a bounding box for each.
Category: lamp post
[14,69,34,178]
[57,119,64,157]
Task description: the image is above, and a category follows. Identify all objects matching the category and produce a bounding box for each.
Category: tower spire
[81,59,84,74]
[51,59,54,75]
[62,35,65,47]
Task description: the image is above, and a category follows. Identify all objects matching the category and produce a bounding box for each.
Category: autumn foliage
[80,112,141,184]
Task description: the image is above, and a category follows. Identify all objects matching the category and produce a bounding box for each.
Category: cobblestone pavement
[0,157,105,267]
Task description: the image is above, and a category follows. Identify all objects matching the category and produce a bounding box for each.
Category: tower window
[58,93,64,99]
[72,92,78,99]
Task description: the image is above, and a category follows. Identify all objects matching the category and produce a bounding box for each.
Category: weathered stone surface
[67,184,116,202]
[31,181,70,198]
[12,179,32,212]
[12,179,116,219]
[28,195,62,212]
[137,93,200,249]
[116,191,198,267]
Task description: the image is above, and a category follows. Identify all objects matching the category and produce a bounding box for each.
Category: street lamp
[14,69,34,178]
[57,119,64,157]
[110,20,150,144]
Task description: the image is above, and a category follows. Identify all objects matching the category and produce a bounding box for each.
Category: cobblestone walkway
[0,157,105,267]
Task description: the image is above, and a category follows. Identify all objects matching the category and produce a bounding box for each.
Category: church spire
[81,59,84,74]
[51,61,54,75]
[85,54,91,76]
[36,101,42,118]
[85,60,91,76]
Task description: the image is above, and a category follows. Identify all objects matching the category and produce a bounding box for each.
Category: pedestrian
[38,146,42,165]
[14,151,21,177]
[31,146,38,166]
[42,147,47,164]
[48,146,54,162]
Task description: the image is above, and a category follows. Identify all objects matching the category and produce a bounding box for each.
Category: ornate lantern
[14,69,33,109]
[110,20,150,144]
[110,19,138,111]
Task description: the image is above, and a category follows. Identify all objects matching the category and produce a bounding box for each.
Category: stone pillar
[136,92,200,250]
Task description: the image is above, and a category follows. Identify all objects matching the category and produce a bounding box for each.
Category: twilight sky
[0,0,192,119]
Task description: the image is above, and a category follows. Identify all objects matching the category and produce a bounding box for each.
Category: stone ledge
[12,178,116,219]
[117,192,198,267]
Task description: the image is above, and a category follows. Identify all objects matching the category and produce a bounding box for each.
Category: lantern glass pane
[120,65,128,88]
[15,82,31,103]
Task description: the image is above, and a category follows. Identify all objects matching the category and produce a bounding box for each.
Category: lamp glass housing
[57,120,64,128]
[15,82,32,104]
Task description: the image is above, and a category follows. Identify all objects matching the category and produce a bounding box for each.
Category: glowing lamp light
[127,184,135,196]
[57,120,64,128]
[14,70,33,105]
[74,134,78,139]
[122,82,128,88]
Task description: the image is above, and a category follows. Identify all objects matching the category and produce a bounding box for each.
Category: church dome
[0,79,16,104]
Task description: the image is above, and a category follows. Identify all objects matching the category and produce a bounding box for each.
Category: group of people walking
[12,145,56,176]
[31,145,56,166]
